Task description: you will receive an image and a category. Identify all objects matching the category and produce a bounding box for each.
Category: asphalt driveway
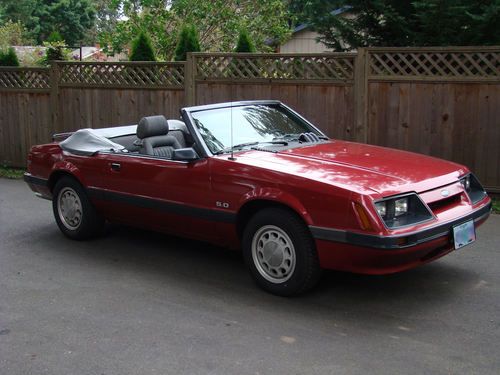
[1,178,499,375]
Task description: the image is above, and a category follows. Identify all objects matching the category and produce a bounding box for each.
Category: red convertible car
[24,100,491,295]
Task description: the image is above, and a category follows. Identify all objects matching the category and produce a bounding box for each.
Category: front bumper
[311,202,491,274]
[310,202,491,250]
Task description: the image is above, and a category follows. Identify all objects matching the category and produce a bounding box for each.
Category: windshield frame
[181,100,327,157]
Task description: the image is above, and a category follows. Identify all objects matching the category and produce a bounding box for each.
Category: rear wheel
[52,176,104,240]
[242,207,321,296]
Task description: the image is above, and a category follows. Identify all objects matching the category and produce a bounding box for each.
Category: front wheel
[52,176,105,240]
[242,207,321,296]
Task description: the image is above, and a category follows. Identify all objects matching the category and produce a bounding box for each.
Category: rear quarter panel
[28,143,105,198]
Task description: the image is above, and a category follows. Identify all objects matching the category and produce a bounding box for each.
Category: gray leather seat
[137,115,181,158]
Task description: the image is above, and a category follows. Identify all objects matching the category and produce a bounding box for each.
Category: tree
[129,31,156,61]
[0,47,20,66]
[289,0,500,50]
[413,0,500,46]
[99,0,291,60]
[174,24,200,61]
[35,0,96,46]
[84,0,120,44]
[1,0,96,46]
[289,1,415,51]
[0,21,32,48]
[235,28,256,52]
[0,0,36,28]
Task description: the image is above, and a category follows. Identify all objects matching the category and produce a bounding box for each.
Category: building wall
[279,30,333,53]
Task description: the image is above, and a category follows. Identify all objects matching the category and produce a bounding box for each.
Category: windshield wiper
[273,133,300,141]
[251,141,288,147]
[214,141,288,155]
[274,133,329,142]
[214,142,259,155]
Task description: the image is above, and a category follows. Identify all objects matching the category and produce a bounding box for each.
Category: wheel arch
[48,167,84,193]
[236,198,312,240]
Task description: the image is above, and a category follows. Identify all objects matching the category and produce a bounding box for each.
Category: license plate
[453,220,476,250]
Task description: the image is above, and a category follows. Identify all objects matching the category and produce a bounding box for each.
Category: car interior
[108,115,195,158]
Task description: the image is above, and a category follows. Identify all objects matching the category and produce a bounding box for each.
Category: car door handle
[110,162,121,172]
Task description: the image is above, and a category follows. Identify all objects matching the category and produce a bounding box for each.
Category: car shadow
[33,223,479,329]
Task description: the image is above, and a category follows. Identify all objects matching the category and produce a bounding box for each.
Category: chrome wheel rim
[57,187,82,230]
[251,225,296,284]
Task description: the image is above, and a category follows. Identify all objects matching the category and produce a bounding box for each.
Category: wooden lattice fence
[58,62,185,89]
[0,67,51,90]
[194,53,355,81]
[368,47,499,81]
[0,47,499,191]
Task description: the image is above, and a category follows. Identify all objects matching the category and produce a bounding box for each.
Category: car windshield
[190,104,322,154]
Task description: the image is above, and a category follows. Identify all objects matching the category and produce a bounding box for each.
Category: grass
[492,196,500,214]
[0,165,25,179]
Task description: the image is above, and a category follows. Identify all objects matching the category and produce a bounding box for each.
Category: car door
[90,152,218,242]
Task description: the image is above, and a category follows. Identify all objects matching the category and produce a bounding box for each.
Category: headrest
[137,115,169,139]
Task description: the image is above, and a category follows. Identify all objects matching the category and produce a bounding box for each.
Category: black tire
[52,176,105,240]
[242,207,321,296]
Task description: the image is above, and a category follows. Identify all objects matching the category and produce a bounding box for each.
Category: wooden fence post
[184,53,196,106]
[49,62,60,137]
[353,48,368,143]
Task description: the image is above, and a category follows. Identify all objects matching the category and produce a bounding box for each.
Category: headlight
[460,174,487,204]
[375,198,409,218]
[460,175,471,191]
[394,197,409,216]
[375,201,386,218]
[373,193,433,229]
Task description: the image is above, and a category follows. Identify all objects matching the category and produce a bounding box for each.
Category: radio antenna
[228,74,236,161]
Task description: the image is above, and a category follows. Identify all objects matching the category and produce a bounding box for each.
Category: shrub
[0,47,20,66]
[38,32,68,64]
[47,31,63,43]
[174,24,200,61]
[235,28,256,53]
[129,31,156,61]
[45,41,67,62]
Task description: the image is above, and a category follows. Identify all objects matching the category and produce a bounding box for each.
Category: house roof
[13,45,101,60]
[71,47,101,60]
[264,6,351,47]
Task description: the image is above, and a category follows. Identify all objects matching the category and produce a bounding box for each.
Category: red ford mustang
[24,100,491,295]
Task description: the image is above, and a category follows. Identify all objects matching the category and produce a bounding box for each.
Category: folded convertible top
[59,128,126,156]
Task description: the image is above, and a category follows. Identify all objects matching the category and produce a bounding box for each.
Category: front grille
[427,194,462,213]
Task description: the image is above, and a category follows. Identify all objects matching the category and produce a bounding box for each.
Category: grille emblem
[441,189,450,197]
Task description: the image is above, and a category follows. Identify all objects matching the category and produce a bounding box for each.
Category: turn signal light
[353,203,374,231]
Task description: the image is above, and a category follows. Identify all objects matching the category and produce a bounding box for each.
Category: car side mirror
[172,147,199,162]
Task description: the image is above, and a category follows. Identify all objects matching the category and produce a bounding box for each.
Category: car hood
[234,141,467,197]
